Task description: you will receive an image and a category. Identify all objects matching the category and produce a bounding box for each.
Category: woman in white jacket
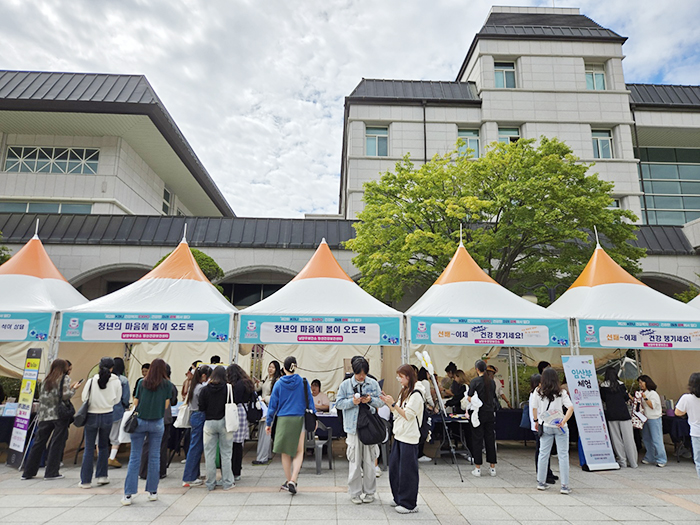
[380,364,424,515]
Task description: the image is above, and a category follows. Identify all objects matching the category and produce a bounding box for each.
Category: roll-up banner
[240,315,401,345]
[6,347,42,469]
[578,319,700,350]
[562,355,619,471]
[409,316,570,347]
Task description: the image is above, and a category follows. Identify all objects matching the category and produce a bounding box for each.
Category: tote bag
[225,384,240,433]
[174,404,191,429]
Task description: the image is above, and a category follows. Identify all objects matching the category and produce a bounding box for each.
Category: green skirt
[273,416,304,457]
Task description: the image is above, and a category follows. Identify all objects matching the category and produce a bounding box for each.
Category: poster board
[6,347,42,468]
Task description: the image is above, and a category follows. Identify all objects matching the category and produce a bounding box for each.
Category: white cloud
[0,0,699,217]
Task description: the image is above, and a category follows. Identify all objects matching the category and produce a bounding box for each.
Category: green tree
[346,137,646,304]
[154,247,225,294]
[0,231,10,265]
[674,277,700,303]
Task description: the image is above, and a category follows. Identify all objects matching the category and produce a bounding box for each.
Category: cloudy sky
[1,0,699,217]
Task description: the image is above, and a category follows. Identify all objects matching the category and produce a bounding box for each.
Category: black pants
[23,419,69,478]
[471,418,497,466]
[389,439,419,511]
[534,432,554,480]
[140,423,171,478]
[231,442,244,476]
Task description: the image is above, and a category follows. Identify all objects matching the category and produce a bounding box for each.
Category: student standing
[675,372,700,479]
[199,366,235,491]
[528,374,556,484]
[533,367,574,494]
[108,357,130,468]
[380,364,424,514]
[637,374,667,467]
[80,357,122,488]
[122,358,173,505]
[468,360,498,477]
[600,368,637,468]
[22,359,79,480]
[265,356,315,494]
[336,356,383,504]
[252,360,281,465]
[182,364,212,487]
[227,364,255,481]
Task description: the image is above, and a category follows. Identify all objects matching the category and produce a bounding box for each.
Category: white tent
[59,238,239,390]
[0,234,87,377]
[239,239,403,393]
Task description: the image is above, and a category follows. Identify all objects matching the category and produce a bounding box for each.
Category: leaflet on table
[0,312,53,342]
[562,355,619,471]
[578,319,700,349]
[409,316,570,347]
[240,315,401,345]
[60,312,232,342]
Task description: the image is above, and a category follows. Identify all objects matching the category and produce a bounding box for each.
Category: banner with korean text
[409,316,570,347]
[61,313,231,343]
[0,312,53,342]
[562,355,619,471]
[578,319,700,350]
[240,315,401,345]
[6,347,42,468]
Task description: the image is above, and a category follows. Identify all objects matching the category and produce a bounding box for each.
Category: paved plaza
[1,443,699,525]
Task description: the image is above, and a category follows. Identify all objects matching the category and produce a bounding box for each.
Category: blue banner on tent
[60,313,231,343]
[578,319,700,350]
[0,312,52,342]
[409,316,570,347]
[240,315,401,345]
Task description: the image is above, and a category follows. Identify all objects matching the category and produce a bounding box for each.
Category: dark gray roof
[0,70,234,218]
[457,12,625,81]
[347,79,480,104]
[628,83,700,110]
[0,213,693,256]
[0,214,355,250]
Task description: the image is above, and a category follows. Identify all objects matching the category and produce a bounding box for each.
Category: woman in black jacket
[227,364,255,481]
[600,368,637,468]
[199,366,234,491]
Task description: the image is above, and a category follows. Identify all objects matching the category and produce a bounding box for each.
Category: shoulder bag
[56,374,76,423]
[355,383,387,445]
[225,383,240,432]
[73,377,92,427]
[174,403,191,429]
[302,378,318,432]
[123,406,139,433]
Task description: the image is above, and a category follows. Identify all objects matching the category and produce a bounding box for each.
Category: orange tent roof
[0,236,67,281]
[570,246,645,288]
[293,239,353,282]
[435,245,497,285]
[143,242,210,282]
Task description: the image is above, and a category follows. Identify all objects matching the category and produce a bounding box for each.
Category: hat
[486,364,498,373]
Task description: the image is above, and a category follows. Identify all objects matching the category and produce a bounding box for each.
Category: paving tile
[287,505,338,520]
[551,505,612,522]
[4,507,69,523]
[236,504,290,521]
[455,505,513,521]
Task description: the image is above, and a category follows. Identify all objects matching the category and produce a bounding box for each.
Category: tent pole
[47,313,61,365]
[507,347,514,405]
[513,348,520,406]
[570,318,579,355]
[228,314,237,365]
[635,348,641,374]
[401,317,409,364]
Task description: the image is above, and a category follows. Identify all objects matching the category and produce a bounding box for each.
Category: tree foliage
[154,247,225,294]
[345,137,646,305]
[0,231,10,266]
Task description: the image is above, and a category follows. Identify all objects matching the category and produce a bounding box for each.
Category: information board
[6,347,42,469]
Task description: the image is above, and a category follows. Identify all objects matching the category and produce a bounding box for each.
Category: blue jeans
[642,417,667,465]
[80,412,112,484]
[692,436,700,479]
[183,411,206,482]
[537,425,570,487]
[124,418,165,496]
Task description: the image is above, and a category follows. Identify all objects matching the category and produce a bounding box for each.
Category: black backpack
[354,384,389,445]
[411,389,431,442]
[244,390,263,423]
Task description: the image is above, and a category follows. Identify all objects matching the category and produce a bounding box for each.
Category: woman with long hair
[108,357,130,468]
[80,357,122,488]
[468,360,498,477]
[416,367,435,463]
[253,360,281,465]
[379,364,424,514]
[265,356,315,494]
[528,374,555,484]
[533,367,574,494]
[600,368,637,468]
[182,364,212,487]
[226,363,255,481]
[637,374,666,467]
[122,358,173,505]
[675,372,700,478]
[445,369,467,414]
[199,366,235,491]
[21,359,80,480]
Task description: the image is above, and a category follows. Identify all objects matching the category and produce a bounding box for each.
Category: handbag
[302,379,318,432]
[174,403,191,429]
[631,395,647,430]
[124,408,139,433]
[56,374,76,422]
[225,384,240,433]
[73,377,92,427]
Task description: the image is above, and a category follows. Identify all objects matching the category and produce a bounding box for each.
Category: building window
[366,127,388,157]
[608,199,621,209]
[585,64,606,91]
[229,283,284,307]
[3,147,99,174]
[494,62,516,89]
[162,188,172,215]
[592,130,613,159]
[0,201,92,214]
[498,127,520,144]
[457,129,480,158]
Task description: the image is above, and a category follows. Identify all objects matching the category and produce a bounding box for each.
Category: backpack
[354,383,389,445]
[244,390,263,423]
[411,389,431,443]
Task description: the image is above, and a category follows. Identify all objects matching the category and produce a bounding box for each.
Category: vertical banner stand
[6,347,43,469]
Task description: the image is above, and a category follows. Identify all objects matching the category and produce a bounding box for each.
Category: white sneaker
[418,455,432,463]
[471,468,481,477]
[121,495,132,506]
[351,496,363,504]
[180,459,187,464]
[361,493,375,503]
[78,483,91,489]
[489,467,496,477]
[395,505,418,514]
[182,479,203,487]
[95,477,109,485]
[375,465,382,478]
[148,493,158,501]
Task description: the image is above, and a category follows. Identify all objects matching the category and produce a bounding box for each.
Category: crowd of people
[13,352,700,512]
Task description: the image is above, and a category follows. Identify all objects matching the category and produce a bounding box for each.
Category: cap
[486,364,498,373]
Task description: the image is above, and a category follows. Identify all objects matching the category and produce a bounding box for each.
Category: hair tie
[289,363,296,372]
